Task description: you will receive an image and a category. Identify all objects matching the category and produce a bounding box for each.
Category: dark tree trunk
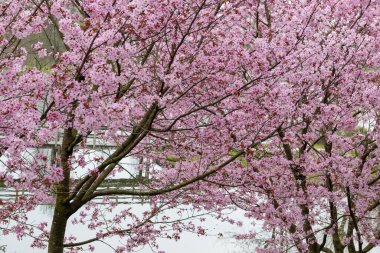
[48,202,69,253]
[48,129,75,253]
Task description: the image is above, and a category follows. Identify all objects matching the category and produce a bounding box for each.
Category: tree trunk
[48,202,69,253]
[48,129,75,253]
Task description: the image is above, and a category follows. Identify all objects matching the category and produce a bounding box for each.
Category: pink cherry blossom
[0,1,379,253]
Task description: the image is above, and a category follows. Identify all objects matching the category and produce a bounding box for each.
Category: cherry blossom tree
[0,0,379,253]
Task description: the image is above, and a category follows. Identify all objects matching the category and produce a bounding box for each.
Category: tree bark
[48,129,75,253]
[48,202,69,253]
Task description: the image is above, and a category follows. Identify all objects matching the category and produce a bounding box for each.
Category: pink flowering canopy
[0,0,379,253]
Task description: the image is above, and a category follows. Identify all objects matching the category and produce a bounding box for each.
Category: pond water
[0,189,249,253]
[0,152,254,253]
